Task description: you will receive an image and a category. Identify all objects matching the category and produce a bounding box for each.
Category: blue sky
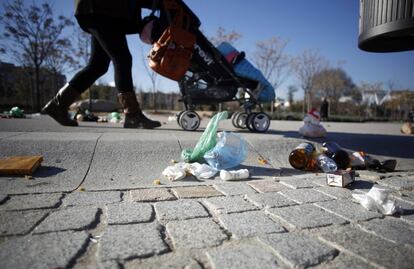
[3,0,414,100]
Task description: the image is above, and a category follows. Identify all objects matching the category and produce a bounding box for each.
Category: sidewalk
[0,116,414,268]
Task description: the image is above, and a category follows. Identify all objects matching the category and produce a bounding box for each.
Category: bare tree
[72,26,92,70]
[1,0,73,111]
[287,85,298,106]
[45,38,76,94]
[253,37,290,91]
[311,68,355,114]
[71,26,92,109]
[291,49,329,112]
[210,27,242,46]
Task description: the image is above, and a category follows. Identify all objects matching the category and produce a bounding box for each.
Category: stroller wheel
[179,111,201,131]
[231,112,241,128]
[251,112,271,133]
[176,111,185,125]
[236,112,248,129]
[246,113,257,131]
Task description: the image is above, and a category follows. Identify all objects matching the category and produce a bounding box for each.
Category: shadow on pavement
[34,166,66,178]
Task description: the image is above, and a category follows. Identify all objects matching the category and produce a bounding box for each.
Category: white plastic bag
[188,163,218,179]
[162,162,217,181]
[162,162,188,181]
[299,123,327,138]
[298,110,326,138]
[352,186,399,215]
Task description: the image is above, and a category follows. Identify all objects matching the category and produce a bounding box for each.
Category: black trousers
[70,20,134,94]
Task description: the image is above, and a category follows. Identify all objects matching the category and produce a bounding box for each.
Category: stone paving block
[128,188,176,202]
[155,200,209,223]
[245,192,297,209]
[315,199,382,222]
[309,177,327,187]
[318,225,414,269]
[203,196,258,215]
[34,206,101,234]
[0,193,63,211]
[394,191,414,205]
[0,210,47,236]
[99,223,168,260]
[278,177,316,189]
[172,186,223,199]
[357,170,382,182]
[359,217,414,246]
[323,254,377,269]
[166,218,227,249]
[398,200,414,223]
[107,203,153,225]
[63,191,122,207]
[0,192,8,204]
[125,252,202,269]
[247,180,289,193]
[279,189,334,204]
[98,260,121,269]
[258,233,338,268]
[378,176,414,191]
[0,231,89,269]
[267,204,348,230]
[348,179,374,193]
[213,182,257,196]
[218,211,285,239]
[206,240,280,269]
[314,186,353,199]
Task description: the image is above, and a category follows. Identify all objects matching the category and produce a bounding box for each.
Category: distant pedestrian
[408,109,414,123]
[320,98,329,121]
[42,0,162,129]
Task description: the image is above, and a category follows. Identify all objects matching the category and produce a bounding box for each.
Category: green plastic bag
[181,111,228,163]
[10,106,25,118]
[110,112,121,120]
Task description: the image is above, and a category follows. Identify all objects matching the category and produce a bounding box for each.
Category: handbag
[148,0,196,81]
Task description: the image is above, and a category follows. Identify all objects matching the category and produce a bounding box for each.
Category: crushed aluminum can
[326,170,355,187]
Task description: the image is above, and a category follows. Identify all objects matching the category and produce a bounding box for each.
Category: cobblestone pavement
[1,117,414,268]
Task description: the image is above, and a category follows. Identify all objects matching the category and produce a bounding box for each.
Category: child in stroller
[143,0,275,132]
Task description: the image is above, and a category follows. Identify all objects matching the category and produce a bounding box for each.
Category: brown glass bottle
[322,142,350,169]
[289,143,317,170]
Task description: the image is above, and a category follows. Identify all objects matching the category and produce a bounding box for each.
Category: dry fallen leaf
[153,179,161,185]
[77,187,86,192]
[25,175,33,180]
[258,157,269,165]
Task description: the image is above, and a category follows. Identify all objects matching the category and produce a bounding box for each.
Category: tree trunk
[35,65,41,112]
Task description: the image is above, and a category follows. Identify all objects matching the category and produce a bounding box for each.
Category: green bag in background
[10,106,25,118]
[181,111,228,163]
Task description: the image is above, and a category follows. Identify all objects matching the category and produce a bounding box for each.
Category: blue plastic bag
[204,131,247,170]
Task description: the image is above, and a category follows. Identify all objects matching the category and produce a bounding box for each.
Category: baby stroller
[151,0,274,132]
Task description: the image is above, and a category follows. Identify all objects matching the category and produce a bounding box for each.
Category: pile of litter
[1,106,26,118]
[162,111,250,181]
[288,141,401,215]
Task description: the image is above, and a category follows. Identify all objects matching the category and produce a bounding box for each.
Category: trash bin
[359,0,414,52]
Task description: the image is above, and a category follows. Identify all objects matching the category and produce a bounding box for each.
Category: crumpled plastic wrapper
[352,186,400,215]
[162,162,217,181]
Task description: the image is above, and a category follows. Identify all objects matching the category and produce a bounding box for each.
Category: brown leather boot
[41,83,80,126]
[118,92,161,129]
